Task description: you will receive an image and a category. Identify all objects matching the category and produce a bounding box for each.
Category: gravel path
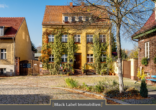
[0,85,96,104]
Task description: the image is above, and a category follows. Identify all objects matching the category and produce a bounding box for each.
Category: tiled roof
[132,11,156,38]
[42,4,110,25]
[0,17,25,38]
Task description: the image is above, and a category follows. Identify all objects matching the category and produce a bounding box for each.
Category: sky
[0,0,154,50]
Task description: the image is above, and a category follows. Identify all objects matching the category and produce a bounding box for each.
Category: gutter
[132,28,156,40]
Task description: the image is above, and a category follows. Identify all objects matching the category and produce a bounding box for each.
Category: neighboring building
[42,2,112,72]
[0,17,34,76]
[132,1,156,75]
[34,53,41,61]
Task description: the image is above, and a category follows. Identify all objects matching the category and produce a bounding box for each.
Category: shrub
[94,81,105,93]
[137,69,147,80]
[100,69,107,75]
[140,79,148,98]
[65,78,79,88]
[112,80,118,87]
[141,57,148,66]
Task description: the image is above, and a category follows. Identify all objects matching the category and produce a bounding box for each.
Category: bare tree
[71,0,154,93]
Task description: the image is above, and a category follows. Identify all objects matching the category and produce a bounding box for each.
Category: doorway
[74,53,81,69]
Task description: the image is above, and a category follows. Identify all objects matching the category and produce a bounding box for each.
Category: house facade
[0,17,34,76]
[42,2,112,72]
[132,1,156,76]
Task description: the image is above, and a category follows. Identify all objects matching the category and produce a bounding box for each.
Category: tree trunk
[116,24,124,93]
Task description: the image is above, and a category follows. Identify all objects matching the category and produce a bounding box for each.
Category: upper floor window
[62,35,68,42]
[145,42,150,58]
[49,55,54,62]
[62,54,67,62]
[48,35,54,42]
[0,49,6,59]
[87,54,93,63]
[72,16,76,22]
[87,34,93,43]
[64,16,68,22]
[101,54,106,62]
[74,35,81,43]
[0,26,4,36]
[100,35,106,43]
[79,16,83,22]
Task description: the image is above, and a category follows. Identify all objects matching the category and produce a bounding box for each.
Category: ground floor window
[87,54,93,63]
[0,68,6,74]
[49,55,54,62]
[101,54,106,62]
[61,54,67,62]
[0,49,6,59]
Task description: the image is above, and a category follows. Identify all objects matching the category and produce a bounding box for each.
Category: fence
[114,58,138,80]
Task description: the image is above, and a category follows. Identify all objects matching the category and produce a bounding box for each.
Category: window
[0,68,6,74]
[86,16,89,21]
[48,35,54,42]
[72,16,76,22]
[0,49,6,59]
[0,27,4,36]
[74,35,81,43]
[79,16,83,22]
[49,55,54,62]
[87,54,93,62]
[145,42,150,58]
[62,35,68,42]
[87,34,93,43]
[100,35,106,43]
[101,54,106,62]
[61,54,67,62]
[64,16,68,22]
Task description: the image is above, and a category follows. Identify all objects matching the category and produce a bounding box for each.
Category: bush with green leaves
[100,69,107,75]
[141,57,148,66]
[140,79,148,98]
[65,78,79,88]
[94,81,105,93]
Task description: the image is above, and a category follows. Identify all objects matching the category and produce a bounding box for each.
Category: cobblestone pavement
[0,85,96,104]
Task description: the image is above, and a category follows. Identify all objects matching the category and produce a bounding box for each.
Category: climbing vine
[89,34,108,74]
[39,28,78,74]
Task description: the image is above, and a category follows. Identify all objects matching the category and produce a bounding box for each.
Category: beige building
[0,17,34,76]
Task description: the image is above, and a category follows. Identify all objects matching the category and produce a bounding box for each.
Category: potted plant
[67,72,70,76]
[141,57,148,66]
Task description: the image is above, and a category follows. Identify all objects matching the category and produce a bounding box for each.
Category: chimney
[70,2,73,8]
[81,2,85,7]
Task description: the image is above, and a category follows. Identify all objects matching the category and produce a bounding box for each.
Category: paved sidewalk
[0,85,96,104]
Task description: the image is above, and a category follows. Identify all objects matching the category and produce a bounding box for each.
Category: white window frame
[79,16,83,22]
[100,35,106,43]
[49,55,54,62]
[101,54,106,62]
[74,35,81,43]
[61,54,67,62]
[145,42,150,58]
[87,54,93,62]
[64,16,68,22]
[87,34,93,43]
[62,35,68,42]
[0,49,6,59]
[72,16,76,22]
[48,35,54,42]
[0,26,4,36]
[0,68,6,74]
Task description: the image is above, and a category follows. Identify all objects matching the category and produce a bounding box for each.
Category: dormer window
[72,16,76,23]
[0,26,4,36]
[79,16,83,22]
[64,16,68,22]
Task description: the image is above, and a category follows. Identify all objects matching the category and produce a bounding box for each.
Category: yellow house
[42,2,111,73]
[0,17,34,76]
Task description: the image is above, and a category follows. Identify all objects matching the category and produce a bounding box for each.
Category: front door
[74,53,81,69]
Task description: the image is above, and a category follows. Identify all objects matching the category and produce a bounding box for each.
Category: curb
[52,87,131,105]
